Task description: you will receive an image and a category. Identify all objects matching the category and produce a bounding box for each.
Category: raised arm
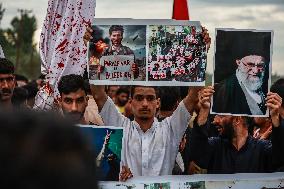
[90,85,108,112]
[266,92,282,127]
[266,92,284,170]
[189,86,215,170]
[196,86,215,126]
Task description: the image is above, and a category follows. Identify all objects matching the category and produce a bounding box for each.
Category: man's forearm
[91,85,108,112]
[271,114,280,128]
[183,87,203,115]
[197,108,210,126]
[183,96,195,115]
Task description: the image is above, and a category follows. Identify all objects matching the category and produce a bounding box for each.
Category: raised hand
[83,26,93,45]
[266,92,282,127]
[201,27,211,52]
[198,86,214,110]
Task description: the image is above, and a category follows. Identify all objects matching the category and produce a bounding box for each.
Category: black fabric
[189,118,284,174]
[212,74,266,115]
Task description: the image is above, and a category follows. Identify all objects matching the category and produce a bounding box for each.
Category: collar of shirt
[132,119,157,137]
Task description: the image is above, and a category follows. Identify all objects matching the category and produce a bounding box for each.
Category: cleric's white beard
[236,69,264,91]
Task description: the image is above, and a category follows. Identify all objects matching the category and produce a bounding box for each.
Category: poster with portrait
[211,29,273,117]
[79,125,123,181]
[88,19,206,86]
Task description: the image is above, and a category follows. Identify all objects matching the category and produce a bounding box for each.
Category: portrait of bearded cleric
[212,29,272,116]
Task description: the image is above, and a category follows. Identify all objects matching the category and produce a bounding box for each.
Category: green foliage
[0,6,40,80]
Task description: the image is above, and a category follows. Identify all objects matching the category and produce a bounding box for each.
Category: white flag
[34,0,96,110]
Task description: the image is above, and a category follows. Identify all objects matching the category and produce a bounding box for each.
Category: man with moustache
[190,87,284,173]
[114,87,130,114]
[57,74,89,124]
[212,31,271,115]
[0,58,16,110]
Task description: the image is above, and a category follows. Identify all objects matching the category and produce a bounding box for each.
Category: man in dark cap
[212,30,272,115]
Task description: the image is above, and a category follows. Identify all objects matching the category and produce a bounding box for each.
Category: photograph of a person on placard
[88,25,146,81]
[79,126,123,181]
[148,25,207,82]
[212,30,272,116]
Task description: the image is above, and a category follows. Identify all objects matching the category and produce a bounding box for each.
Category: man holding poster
[91,85,210,181]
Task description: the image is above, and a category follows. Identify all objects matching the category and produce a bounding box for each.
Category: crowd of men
[0,25,284,185]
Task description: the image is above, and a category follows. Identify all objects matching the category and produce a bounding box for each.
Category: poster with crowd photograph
[79,125,123,181]
[88,19,207,86]
[211,29,273,117]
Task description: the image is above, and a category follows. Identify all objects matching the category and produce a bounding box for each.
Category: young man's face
[237,55,265,91]
[130,87,159,120]
[59,89,88,122]
[107,86,119,100]
[110,31,123,47]
[116,92,129,107]
[0,74,16,102]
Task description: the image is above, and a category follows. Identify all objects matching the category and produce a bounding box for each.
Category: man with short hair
[58,74,89,124]
[114,87,130,114]
[102,25,134,56]
[107,85,120,101]
[0,58,16,110]
[91,84,210,180]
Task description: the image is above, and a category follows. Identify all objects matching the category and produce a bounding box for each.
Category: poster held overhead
[211,29,273,117]
[88,19,207,86]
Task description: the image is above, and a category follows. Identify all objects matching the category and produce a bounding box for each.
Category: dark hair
[0,58,15,74]
[58,74,86,96]
[0,110,98,189]
[270,78,284,106]
[116,87,129,96]
[15,74,28,83]
[130,86,159,99]
[159,86,180,111]
[23,81,39,99]
[109,25,124,36]
[11,87,28,107]
[84,79,91,95]
[38,74,46,80]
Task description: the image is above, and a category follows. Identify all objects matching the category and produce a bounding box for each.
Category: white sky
[1,0,283,75]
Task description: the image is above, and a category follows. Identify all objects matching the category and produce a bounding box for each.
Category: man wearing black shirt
[190,86,284,173]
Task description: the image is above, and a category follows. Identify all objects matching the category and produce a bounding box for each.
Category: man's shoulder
[121,45,134,55]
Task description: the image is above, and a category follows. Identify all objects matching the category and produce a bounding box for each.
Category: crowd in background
[1,57,284,185]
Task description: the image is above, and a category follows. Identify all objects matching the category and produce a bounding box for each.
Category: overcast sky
[1,0,283,75]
